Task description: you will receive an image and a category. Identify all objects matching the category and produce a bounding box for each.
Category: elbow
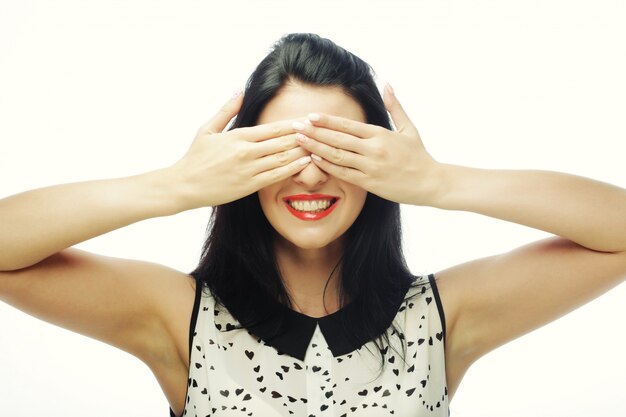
[0,263,24,273]
[0,252,63,273]
[0,259,33,272]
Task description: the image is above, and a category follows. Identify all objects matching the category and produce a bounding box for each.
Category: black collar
[214,282,413,361]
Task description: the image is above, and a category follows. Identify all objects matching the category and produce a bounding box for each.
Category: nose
[292,155,329,188]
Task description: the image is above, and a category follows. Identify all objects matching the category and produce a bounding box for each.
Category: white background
[1,1,625,416]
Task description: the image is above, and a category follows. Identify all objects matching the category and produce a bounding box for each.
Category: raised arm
[289,84,626,396]
[0,92,311,366]
[429,165,626,341]
[0,92,309,272]
[0,168,181,271]
[433,165,626,253]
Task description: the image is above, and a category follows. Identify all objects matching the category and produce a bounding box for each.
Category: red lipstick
[282,194,340,221]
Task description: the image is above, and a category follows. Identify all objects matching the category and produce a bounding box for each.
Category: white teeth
[288,199,334,212]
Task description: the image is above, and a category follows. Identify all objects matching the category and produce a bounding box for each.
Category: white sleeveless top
[170,274,449,417]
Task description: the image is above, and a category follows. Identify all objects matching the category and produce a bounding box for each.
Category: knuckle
[341,119,351,131]
[372,125,387,136]
[330,130,342,145]
[271,125,283,136]
[371,144,384,158]
[275,151,289,164]
[282,136,296,151]
[235,145,249,161]
[339,166,349,178]
[269,167,282,181]
[332,147,344,163]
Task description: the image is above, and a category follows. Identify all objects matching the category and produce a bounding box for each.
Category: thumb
[383,83,419,138]
[200,89,244,134]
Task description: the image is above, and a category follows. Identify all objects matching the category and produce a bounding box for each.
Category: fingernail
[231,89,243,100]
[311,154,322,162]
[298,155,312,165]
[385,83,395,96]
[292,121,306,131]
[308,113,320,122]
[296,133,308,143]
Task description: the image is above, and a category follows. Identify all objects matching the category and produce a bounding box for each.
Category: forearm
[431,163,626,253]
[0,167,185,271]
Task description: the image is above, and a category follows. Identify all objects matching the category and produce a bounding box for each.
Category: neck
[274,235,345,317]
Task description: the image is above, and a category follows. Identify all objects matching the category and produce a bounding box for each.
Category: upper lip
[282,193,339,202]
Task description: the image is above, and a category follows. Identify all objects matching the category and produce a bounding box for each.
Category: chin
[290,239,334,250]
[275,230,343,251]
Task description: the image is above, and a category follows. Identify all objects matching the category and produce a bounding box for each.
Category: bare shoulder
[431,255,492,362]
[0,247,197,367]
[429,261,482,400]
[431,237,626,399]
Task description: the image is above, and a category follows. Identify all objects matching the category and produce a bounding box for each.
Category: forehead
[257,82,367,124]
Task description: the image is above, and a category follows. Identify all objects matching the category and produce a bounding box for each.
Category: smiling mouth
[283,198,340,220]
[286,198,338,213]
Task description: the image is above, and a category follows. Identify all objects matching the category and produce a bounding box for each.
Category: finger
[252,146,310,175]
[249,133,300,158]
[296,134,369,171]
[293,123,369,155]
[305,113,376,138]
[253,154,312,187]
[309,154,368,185]
[383,83,420,137]
[235,119,300,143]
[199,90,244,134]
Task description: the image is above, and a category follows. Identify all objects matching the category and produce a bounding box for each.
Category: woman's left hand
[293,84,444,206]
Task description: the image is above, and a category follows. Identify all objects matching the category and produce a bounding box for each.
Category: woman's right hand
[169,91,311,209]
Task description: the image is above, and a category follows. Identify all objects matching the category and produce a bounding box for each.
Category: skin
[256,81,368,317]
[288,81,626,400]
[1,80,625,416]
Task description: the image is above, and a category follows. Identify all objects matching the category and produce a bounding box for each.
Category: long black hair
[191,33,426,378]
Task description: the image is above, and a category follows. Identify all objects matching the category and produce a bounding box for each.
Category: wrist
[406,159,450,208]
[429,163,497,211]
[425,162,464,210]
[137,166,194,216]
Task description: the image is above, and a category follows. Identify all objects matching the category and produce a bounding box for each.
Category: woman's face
[256,82,368,250]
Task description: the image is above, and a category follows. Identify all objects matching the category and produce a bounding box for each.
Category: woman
[0,33,624,417]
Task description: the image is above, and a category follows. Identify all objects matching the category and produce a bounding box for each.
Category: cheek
[257,185,280,206]
[357,194,368,213]
[342,192,367,220]
[351,188,368,207]
[256,190,268,205]
[256,193,275,220]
